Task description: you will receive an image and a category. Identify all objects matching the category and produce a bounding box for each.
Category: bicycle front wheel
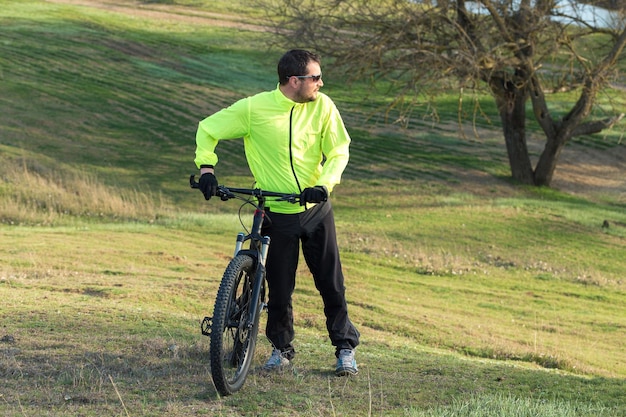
[209,254,263,396]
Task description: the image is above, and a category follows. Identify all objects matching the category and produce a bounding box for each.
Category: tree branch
[571,113,625,136]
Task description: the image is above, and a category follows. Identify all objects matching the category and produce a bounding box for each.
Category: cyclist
[194,49,360,376]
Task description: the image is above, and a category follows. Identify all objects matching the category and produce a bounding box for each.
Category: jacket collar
[274,84,298,109]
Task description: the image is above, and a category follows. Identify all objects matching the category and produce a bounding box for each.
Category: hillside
[1,1,626,416]
[2,0,624,206]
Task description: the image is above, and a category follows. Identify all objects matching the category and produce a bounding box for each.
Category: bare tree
[263,0,626,186]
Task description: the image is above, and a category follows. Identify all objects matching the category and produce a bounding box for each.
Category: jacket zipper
[288,106,303,194]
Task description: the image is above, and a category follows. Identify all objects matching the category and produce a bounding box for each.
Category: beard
[294,86,318,103]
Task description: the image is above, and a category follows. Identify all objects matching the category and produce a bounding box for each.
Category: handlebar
[189,175,299,204]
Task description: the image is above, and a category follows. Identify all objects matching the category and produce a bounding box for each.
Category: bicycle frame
[190,175,300,395]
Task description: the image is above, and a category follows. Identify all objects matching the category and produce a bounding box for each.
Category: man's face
[293,61,323,103]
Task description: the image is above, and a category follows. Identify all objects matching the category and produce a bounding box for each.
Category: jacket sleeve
[318,101,351,193]
[194,98,250,169]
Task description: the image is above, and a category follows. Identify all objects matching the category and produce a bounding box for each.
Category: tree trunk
[534,133,566,186]
[491,77,535,185]
[528,74,563,187]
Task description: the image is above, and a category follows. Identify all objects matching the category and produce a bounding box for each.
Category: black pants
[262,201,360,357]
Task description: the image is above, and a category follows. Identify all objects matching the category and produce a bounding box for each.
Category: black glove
[199,172,218,200]
[300,186,328,206]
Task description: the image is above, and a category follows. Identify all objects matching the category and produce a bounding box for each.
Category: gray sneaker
[335,349,358,376]
[262,348,290,371]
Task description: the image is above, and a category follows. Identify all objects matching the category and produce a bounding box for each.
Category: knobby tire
[209,254,262,396]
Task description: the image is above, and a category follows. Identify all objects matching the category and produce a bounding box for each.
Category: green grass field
[1,1,625,416]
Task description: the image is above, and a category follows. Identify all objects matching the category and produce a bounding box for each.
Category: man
[194,49,360,376]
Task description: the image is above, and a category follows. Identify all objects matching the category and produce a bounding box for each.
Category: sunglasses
[291,74,322,82]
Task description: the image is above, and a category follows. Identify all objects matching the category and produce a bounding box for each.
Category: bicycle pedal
[201,316,212,337]
[261,302,268,311]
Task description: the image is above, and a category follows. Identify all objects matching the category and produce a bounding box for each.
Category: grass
[2,219,626,416]
[409,393,618,416]
[1,0,626,416]
[2,178,625,416]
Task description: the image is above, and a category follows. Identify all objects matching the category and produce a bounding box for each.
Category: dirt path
[550,139,626,202]
[45,0,269,31]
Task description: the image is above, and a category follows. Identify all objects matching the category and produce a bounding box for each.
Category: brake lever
[217,186,235,201]
[280,195,299,204]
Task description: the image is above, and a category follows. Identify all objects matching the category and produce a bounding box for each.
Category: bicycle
[190,175,299,396]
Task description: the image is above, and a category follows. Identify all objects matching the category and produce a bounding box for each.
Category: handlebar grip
[189,175,200,189]
[190,175,233,200]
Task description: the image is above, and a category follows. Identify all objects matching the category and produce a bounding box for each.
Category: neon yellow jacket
[195,85,351,214]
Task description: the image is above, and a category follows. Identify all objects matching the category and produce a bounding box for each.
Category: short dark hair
[277,49,321,85]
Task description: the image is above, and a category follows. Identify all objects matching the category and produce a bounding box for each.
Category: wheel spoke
[209,255,263,395]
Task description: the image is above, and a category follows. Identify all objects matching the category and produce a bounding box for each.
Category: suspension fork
[233,205,271,329]
[247,235,271,328]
